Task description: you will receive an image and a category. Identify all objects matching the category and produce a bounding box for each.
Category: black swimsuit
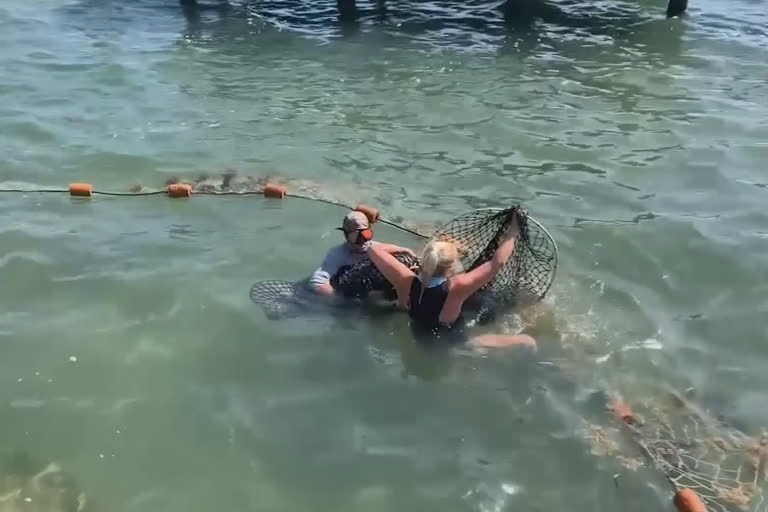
[408,277,467,344]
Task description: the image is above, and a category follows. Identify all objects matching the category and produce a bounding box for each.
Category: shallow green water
[1,1,766,511]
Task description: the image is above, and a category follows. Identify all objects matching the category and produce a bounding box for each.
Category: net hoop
[429,207,559,301]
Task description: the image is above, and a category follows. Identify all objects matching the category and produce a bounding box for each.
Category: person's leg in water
[462,296,538,351]
[469,333,537,351]
[465,299,548,351]
[416,322,537,352]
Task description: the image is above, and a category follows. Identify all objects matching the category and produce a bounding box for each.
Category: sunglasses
[340,228,373,244]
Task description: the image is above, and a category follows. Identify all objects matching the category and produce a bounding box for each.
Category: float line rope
[0,184,430,239]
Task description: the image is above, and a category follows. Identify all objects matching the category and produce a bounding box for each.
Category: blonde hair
[416,241,462,304]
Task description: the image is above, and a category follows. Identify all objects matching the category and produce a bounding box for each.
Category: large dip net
[429,206,558,322]
[431,206,557,300]
[249,279,315,320]
[250,205,558,321]
[585,391,767,512]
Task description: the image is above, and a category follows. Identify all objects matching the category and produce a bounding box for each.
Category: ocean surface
[1,1,766,511]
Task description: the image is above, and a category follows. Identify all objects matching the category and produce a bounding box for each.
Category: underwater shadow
[54,0,688,69]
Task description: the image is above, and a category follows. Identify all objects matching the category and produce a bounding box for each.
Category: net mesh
[331,252,421,299]
[587,392,767,512]
[249,279,311,320]
[249,254,420,318]
[430,206,558,303]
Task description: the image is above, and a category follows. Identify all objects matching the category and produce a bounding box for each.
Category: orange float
[610,395,635,425]
[167,183,193,197]
[69,183,93,197]
[673,488,707,512]
[263,183,287,199]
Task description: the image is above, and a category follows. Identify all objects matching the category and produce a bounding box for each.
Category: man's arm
[312,281,335,296]
[308,246,343,295]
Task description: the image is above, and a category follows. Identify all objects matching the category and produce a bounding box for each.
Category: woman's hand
[505,206,527,241]
[505,212,521,241]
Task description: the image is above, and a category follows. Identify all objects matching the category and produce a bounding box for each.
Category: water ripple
[0,1,765,510]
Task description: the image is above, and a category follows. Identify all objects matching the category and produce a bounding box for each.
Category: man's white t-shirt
[308,241,377,290]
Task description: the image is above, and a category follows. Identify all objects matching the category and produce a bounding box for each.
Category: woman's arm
[450,221,519,302]
[367,243,415,309]
[372,243,416,257]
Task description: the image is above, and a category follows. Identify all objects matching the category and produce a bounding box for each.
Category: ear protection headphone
[351,228,373,245]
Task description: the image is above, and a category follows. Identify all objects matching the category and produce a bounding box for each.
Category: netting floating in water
[591,393,768,512]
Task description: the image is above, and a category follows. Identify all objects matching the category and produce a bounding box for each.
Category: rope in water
[0,183,430,240]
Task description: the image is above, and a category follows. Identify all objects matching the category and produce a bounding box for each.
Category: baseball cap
[339,211,370,232]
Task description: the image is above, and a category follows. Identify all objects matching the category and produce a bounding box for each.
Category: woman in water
[365,211,536,350]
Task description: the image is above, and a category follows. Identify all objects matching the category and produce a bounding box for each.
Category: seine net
[589,392,767,512]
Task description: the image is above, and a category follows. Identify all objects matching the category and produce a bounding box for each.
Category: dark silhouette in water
[502,0,571,28]
[171,0,687,63]
[337,0,358,22]
[666,0,688,17]
[180,0,688,27]
[502,0,687,31]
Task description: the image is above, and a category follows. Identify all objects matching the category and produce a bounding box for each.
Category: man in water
[309,211,415,296]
